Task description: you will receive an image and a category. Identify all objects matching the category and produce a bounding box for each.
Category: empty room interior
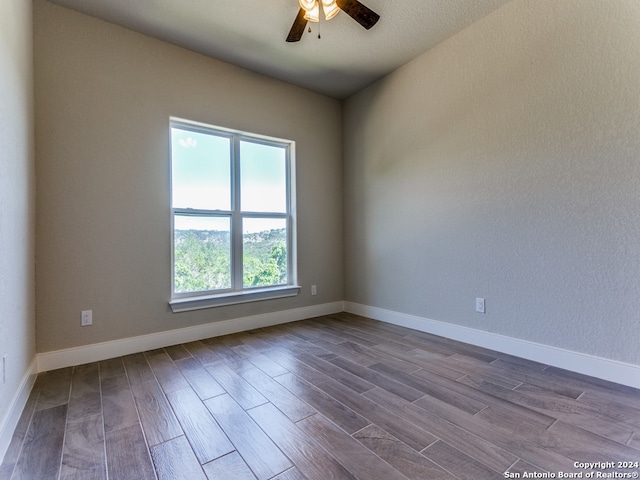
[1,0,640,478]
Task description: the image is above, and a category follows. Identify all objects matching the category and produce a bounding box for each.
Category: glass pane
[243,218,287,288]
[174,215,231,293]
[240,141,287,213]
[171,127,231,210]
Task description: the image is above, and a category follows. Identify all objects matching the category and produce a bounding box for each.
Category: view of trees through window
[171,120,293,297]
[173,227,287,294]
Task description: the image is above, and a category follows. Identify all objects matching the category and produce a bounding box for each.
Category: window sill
[169,285,301,313]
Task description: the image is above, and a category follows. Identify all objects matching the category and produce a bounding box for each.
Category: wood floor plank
[363,343,428,373]
[11,404,67,480]
[163,344,192,361]
[326,314,415,340]
[543,421,640,464]
[295,324,379,349]
[60,414,106,480]
[105,424,156,480]
[408,331,502,363]
[150,436,207,480]
[122,353,156,386]
[101,373,139,433]
[231,343,291,377]
[183,340,224,366]
[331,357,424,402]
[131,379,183,447]
[286,323,346,347]
[205,394,292,480]
[353,424,456,480]
[236,330,277,351]
[204,362,268,410]
[201,452,257,480]
[271,467,306,480]
[35,367,72,411]
[248,402,356,480]
[315,322,409,351]
[275,372,370,434]
[513,382,635,442]
[287,348,376,394]
[261,348,333,385]
[462,375,632,443]
[323,318,436,355]
[475,406,555,440]
[239,366,316,422]
[165,387,234,464]
[314,339,385,368]
[99,357,126,379]
[201,339,253,372]
[400,349,468,380]
[67,363,102,421]
[363,386,519,474]
[457,370,522,391]
[145,349,190,393]
[296,412,409,480]
[329,312,413,337]
[542,366,640,399]
[422,440,504,479]
[446,353,583,399]
[412,367,557,433]
[370,362,488,414]
[268,330,338,359]
[174,356,225,400]
[575,390,640,431]
[316,378,437,451]
[399,388,583,472]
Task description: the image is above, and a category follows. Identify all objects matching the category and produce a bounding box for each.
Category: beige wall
[0,0,36,432]
[344,0,640,365]
[34,0,343,353]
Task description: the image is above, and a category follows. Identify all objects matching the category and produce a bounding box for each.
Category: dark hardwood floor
[1,313,639,479]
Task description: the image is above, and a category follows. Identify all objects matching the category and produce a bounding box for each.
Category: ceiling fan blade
[286,8,308,42]
[336,0,380,30]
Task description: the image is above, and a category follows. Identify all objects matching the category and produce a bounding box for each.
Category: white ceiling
[48,0,513,99]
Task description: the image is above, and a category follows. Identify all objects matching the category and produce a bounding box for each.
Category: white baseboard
[37,302,344,373]
[0,358,37,466]
[345,302,640,390]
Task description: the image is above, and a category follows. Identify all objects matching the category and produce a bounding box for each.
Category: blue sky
[172,127,288,233]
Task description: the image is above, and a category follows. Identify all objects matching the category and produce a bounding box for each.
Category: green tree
[174,230,230,292]
[174,228,287,292]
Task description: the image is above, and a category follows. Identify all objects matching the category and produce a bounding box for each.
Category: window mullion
[231,135,244,291]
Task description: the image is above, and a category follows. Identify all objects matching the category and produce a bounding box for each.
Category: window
[169,118,298,312]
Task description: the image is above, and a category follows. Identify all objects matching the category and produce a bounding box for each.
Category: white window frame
[169,118,299,313]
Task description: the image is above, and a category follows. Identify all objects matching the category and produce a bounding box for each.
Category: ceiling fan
[286,0,380,42]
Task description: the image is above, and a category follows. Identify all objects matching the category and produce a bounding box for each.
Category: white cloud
[178,137,197,148]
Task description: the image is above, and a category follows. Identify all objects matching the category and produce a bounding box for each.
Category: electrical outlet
[476,298,485,313]
[311,285,317,296]
[81,310,93,326]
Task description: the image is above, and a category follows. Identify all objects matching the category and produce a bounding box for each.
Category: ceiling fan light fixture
[322,0,340,20]
[303,1,320,22]
[298,0,316,11]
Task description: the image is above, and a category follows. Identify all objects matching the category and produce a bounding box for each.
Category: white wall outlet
[476,298,486,313]
[81,310,93,326]
[311,285,317,296]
